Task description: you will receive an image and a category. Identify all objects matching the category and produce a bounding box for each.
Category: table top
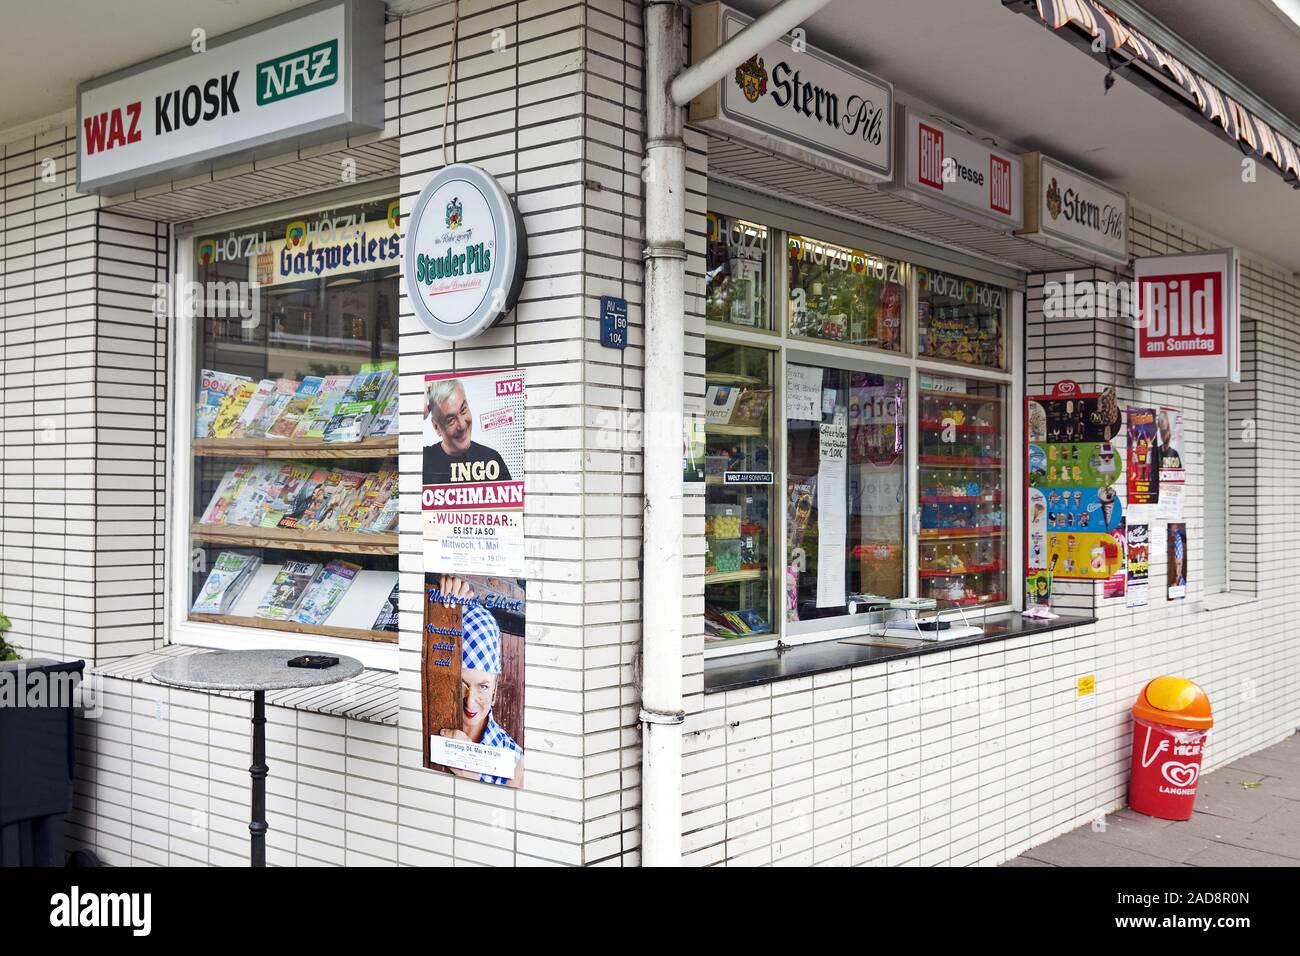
[151,649,363,692]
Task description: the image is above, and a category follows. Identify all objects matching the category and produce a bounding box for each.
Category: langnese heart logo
[1161,761,1199,788]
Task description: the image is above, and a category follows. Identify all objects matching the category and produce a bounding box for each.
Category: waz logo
[257,40,339,105]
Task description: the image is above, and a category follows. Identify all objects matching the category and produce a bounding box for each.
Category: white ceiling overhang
[714,0,1300,275]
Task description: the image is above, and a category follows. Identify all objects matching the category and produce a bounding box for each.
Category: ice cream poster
[1126,407,1158,508]
[422,572,526,787]
[1026,382,1126,580]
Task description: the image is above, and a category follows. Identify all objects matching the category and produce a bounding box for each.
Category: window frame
[703,198,1025,658]
[166,180,401,671]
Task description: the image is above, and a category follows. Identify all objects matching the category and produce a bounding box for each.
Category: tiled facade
[0,0,1296,867]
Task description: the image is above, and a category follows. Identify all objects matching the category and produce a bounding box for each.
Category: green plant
[0,612,17,661]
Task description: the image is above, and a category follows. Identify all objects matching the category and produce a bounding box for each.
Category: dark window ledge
[703,613,1097,695]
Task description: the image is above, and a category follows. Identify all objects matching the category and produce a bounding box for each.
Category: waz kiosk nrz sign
[76,0,385,194]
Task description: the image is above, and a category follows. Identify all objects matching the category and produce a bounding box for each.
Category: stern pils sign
[687,3,893,184]
[76,0,385,195]
[889,109,1023,230]
[1018,153,1128,266]
[1134,249,1240,383]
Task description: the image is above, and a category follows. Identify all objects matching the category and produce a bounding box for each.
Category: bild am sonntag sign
[76,0,384,194]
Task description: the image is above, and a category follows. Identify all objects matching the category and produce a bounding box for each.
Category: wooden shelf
[194,436,398,459]
[189,612,397,644]
[919,390,1003,403]
[920,527,1004,540]
[919,456,1003,469]
[920,420,997,433]
[705,372,763,386]
[706,568,765,585]
[920,564,1005,578]
[191,523,399,555]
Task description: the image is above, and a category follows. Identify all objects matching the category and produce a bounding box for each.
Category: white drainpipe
[639,0,836,867]
[640,0,688,869]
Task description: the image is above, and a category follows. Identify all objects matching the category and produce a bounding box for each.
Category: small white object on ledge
[1021,605,1059,620]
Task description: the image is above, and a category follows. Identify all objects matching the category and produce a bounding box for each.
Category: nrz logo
[256,39,339,105]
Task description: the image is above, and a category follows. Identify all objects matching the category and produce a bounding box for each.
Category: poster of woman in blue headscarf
[422,572,525,787]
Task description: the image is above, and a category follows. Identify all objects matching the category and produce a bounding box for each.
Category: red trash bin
[1128,676,1213,820]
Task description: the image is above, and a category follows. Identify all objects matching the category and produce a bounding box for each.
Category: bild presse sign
[688,3,893,183]
[893,109,1023,230]
[1134,250,1240,383]
[405,164,529,341]
[76,0,384,194]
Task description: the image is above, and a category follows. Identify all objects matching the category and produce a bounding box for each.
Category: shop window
[787,234,906,352]
[917,376,1007,606]
[706,213,769,330]
[917,267,1006,369]
[786,364,907,629]
[703,342,776,641]
[188,197,401,643]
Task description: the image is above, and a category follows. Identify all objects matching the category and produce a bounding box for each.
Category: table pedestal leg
[249,690,267,867]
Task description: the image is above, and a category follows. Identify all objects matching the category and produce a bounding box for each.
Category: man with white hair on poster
[423,377,513,486]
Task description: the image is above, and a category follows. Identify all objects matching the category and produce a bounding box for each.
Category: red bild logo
[990,155,1012,215]
[918,124,944,191]
[495,377,524,396]
[1138,271,1223,358]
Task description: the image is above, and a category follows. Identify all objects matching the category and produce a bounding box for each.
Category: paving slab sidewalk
[1005,733,1300,867]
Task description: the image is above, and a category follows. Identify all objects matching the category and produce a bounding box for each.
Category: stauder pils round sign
[405,163,528,340]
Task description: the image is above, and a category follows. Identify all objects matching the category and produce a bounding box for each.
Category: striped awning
[1005,0,1300,185]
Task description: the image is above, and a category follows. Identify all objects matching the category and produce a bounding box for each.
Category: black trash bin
[0,658,86,866]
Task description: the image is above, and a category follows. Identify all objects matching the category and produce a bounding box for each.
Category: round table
[152,649,363,867]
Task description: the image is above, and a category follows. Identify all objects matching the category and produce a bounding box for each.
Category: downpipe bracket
[640,707,686,726]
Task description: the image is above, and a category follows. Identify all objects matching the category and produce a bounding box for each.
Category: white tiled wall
[4,0,1297,868]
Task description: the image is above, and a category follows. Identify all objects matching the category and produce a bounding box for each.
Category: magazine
[229,379,277,438]
[371,583,399,632]
[223,462,284,527]
[257,462,328,528]
[321,401,375,444]
[367,394,399,437]
[299,470,368,531]
[210,380,259,438]
[294,560,361,625]
[322,362,397,443]
[293,374,354,439]
[255,561,322,621]
[198,464,254,524]
[244,378,300,438]
[266,376,325,439]
[191,551,262,614]
[335,470,396,532]
[195,369,250,438]
[271,465,331,530]
[362,494,400,533]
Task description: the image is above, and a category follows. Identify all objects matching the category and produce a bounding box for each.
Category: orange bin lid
[1132,676,1213,730]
